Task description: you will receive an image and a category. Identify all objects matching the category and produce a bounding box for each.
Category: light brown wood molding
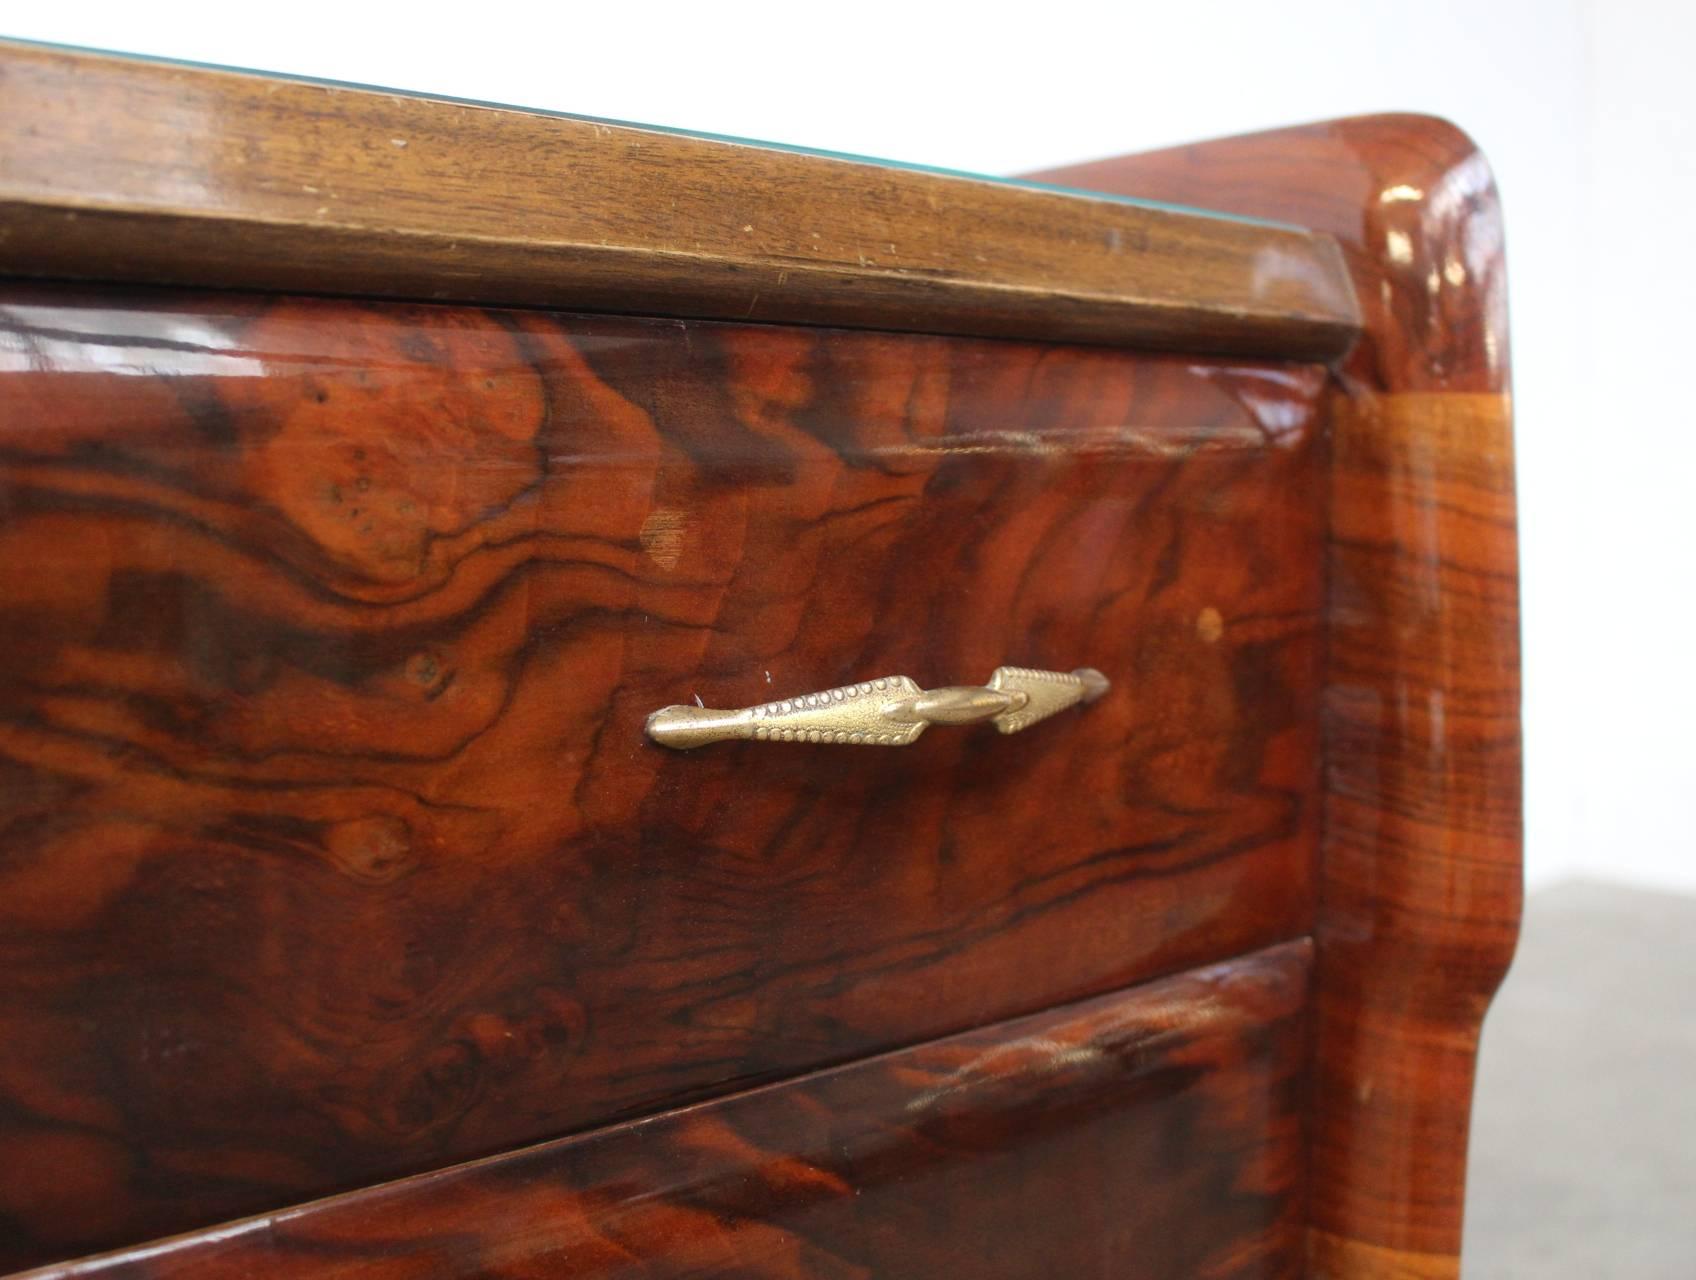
[0,40,1358,359]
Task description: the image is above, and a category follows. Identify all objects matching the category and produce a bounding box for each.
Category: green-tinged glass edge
[2,35,1301,233]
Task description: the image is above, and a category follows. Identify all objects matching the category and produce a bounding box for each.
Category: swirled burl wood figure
[646,666,1110,749]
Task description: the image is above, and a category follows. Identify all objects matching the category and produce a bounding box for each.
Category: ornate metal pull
[645,666,1109,750]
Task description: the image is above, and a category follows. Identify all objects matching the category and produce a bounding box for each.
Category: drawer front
[33,943,1312,1280]
[0,289,1324,1265]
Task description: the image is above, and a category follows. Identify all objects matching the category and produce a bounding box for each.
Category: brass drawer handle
[646,666,1109,750]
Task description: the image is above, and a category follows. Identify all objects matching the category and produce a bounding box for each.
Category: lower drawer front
[0,289,1324,1264]
[36,942,1311,1280]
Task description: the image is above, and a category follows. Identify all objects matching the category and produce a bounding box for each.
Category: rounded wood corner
[1027,113,1522,1274]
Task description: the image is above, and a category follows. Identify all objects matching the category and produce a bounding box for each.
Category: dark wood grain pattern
[0,288,1326,1270]
[0,41,1358,361]
[1030,116,1521,1278]
[20,942,1312,1280]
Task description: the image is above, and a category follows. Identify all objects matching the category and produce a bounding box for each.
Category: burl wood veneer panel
[27,942,1313,1280]
[0,289,1324,1267]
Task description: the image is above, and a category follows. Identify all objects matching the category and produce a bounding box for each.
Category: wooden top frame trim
[0,41,1359,359]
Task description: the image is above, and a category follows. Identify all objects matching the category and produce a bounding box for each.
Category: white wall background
[7,1,1692,893]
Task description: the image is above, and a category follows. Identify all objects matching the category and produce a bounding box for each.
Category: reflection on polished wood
[0,289,1327,1269]
[25,944,1313,1280]
[0,41,1358,360]
[1030,116,1522,1279]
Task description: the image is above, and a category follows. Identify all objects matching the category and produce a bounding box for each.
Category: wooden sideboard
[0,41,1520,1280]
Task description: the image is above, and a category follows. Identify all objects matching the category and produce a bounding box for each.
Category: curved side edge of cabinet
[1028,116,1523,1279]
[0,40,1359,361]
[18,941,1313,1280]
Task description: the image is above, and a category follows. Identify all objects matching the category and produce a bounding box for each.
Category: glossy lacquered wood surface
[23,942,1313,1280]
[0,41,1358,360]
[1030,116,1521,1279]
[0,289,1326,1269]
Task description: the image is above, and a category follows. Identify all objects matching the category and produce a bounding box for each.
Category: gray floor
[1464,880,1696,1277]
